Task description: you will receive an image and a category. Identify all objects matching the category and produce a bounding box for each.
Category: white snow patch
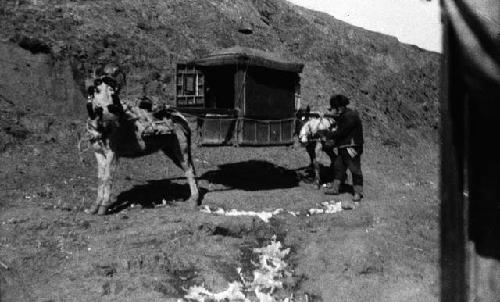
[200,205,283,223]
[183,236,294,302]
[200,200,342,223]
[306,200,342,215]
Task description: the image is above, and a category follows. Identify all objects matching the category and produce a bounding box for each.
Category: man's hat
[329,94,350,109]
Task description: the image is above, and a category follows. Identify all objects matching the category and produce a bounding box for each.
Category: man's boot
[324,179,341,195]
[352,185,363,202]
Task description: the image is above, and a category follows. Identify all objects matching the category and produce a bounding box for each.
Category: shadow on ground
[110,179,208,213]
[200,160,300,191]
[295,165,335,183]
[296,165,355,194]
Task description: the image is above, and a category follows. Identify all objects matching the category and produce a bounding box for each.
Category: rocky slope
[0,0,440,151]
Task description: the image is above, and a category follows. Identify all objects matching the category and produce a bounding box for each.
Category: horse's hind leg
[162,133,199,207]
[305,143,315,172]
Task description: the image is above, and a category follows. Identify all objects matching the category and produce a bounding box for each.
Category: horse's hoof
[186,197,200,209]
[97,205,110,216]
[84,204,100,215]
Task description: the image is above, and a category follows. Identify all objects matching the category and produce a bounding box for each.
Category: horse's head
[91,76,117,107]
[298,112,335,144]
[85,75,126,140]
[86,76,123,120]
[295,105,311,138]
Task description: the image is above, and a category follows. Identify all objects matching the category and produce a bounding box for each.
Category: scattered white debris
[251,236,290,297]
[154,199,169,208]
[307,201,342,216]
[184,281,246,301]
[201,200,342,222]
[0,260,9,270]
[183,236,292,302]
[200,205,283,223]
[307,208,324,215]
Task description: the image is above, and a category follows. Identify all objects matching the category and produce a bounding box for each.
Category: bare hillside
[0,1,440,301]
[0,0,439,148]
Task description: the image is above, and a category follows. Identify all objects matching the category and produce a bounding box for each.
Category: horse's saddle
[141,119,175,136]
[121,98,176,136]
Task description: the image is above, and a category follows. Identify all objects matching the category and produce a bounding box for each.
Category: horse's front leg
[313,142,323,189]
[86,148,116,215]
[305,143,320,188]
[98,149,117,215]
[305,143,315,173]
[85,150,106,214]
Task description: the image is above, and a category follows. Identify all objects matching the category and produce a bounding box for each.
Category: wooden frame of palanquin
[175,47,304,146]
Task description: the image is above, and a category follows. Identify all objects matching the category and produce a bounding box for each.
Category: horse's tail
[167,109,195,171]
[170,110,190,129]
[165,108,190,136]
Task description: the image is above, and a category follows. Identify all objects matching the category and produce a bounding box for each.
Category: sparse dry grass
[0,0,439,301]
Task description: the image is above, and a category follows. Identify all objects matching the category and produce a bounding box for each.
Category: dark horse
[295,106,338,189]
[84,76,199,215]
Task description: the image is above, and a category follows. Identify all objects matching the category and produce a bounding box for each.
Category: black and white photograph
[0,0,498,301]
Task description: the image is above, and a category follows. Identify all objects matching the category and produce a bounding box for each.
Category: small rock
[114,280,124,295]
[92,264,116,277]
[101,281,111,296]
[153,280,179,296]
[79,221,91,229]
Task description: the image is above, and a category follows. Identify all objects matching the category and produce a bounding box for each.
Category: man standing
[323,94,364,209]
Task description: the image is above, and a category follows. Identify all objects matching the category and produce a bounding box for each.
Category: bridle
[87,76,123,120]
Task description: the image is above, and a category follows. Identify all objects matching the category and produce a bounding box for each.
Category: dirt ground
[0,1,441,299]
[0,119,439,302]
